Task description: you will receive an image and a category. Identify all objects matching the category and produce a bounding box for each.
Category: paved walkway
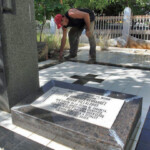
[72,46,150,69]
[0,47,150,150]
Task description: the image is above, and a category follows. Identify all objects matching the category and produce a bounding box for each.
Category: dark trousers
[68,21,96,58]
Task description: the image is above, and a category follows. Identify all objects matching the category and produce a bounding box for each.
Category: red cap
[54,14,63,29]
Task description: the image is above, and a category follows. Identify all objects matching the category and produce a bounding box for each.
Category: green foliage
[63,0,149,15]
[116,0,150,15]
[63,0,75,8]
[65,0,110,11]
[131,1,150,15]
[37,33,70,51]
[34,0,71,41]
[34,0,67,22]
[101,2,123,16]
[35,0,150,21]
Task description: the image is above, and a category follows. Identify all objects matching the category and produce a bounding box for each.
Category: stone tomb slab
[11,80,142,150]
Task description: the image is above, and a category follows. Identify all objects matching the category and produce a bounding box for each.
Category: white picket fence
[95,14,150,40]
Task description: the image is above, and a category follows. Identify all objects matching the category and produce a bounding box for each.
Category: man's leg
[68,27,84,57]
[88,21,96,59]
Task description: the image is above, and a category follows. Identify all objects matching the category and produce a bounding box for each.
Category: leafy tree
[99,1,150,16]
[34,0,150,41]
[63,0,149,15]
[34,0,69,41]
[63,0,110,11]
[112,0,150,15]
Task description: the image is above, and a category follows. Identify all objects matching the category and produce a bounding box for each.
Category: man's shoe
[64,54,77,60]
[88,57,96,64]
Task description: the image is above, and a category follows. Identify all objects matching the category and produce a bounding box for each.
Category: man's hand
[59,27,67,62]
[86,30,91,38]
[59,50,63,61]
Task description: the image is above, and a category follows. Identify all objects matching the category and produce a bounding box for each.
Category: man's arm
[59,27,67,59]
[68,9,91,37]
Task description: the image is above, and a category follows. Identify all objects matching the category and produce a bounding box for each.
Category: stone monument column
[122,7,131,45]
[0,0,39,112]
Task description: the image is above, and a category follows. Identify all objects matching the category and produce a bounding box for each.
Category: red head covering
[54,14,63,29]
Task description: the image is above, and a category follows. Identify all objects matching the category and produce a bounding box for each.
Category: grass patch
[37,33,69,51]
[37,33,90,60]
[99,35,110,50]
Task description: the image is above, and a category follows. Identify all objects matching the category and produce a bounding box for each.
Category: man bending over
[54,8,96,61]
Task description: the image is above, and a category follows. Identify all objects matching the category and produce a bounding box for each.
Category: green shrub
[37,33,70,52]
[99,35,110,50]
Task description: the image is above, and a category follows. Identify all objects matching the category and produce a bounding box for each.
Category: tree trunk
[60,0,63,4]
[126,0,128,6]
[40,20,46,42]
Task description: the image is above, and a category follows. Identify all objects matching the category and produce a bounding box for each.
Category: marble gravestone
[0,0,39,112]
[122,7,131,45]
[12,80,142,150]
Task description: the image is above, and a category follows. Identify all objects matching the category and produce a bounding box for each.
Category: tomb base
[12,80,142,150]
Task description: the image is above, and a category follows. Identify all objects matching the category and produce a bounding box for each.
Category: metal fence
[95,14,150,40]
[131,15,150,40]
[94,14,123,39]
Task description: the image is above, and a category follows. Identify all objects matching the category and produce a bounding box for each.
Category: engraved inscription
[32,87,124,129]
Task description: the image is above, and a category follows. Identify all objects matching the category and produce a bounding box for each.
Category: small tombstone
[122,7,131,46]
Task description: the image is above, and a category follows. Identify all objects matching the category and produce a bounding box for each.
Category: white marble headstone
[32,87,124,129]
[122,7,131,44]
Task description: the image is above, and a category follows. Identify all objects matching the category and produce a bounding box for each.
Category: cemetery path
[1,47,150,150]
